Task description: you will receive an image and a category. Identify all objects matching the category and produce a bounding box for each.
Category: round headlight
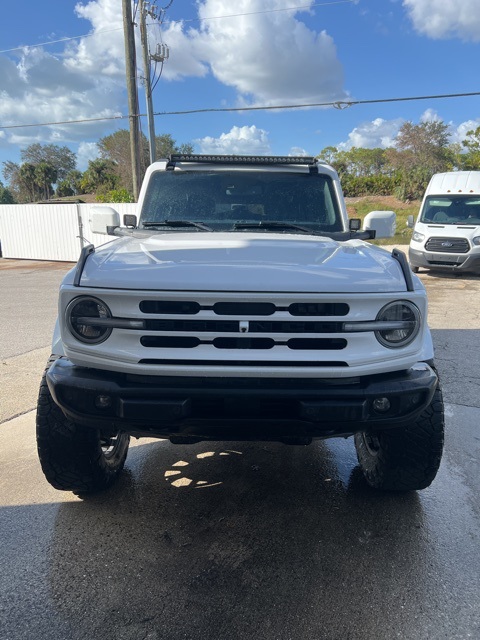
[375,301,421,349]
[66,296,112,344]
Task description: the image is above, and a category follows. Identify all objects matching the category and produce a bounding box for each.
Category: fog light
[95,395,112,409]
[373,397,391,413]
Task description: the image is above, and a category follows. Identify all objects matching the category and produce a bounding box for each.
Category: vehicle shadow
[46,438,436,640]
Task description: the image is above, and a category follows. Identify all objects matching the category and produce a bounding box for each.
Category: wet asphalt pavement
[1,257,479,640]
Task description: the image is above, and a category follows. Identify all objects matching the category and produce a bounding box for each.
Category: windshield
[420,195,480,225]
[139,170,343,232]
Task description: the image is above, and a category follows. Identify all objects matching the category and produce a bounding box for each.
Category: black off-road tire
[354,386,444,491]
[36,356,130,494]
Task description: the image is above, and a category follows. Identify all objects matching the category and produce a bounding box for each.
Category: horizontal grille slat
[425,237,470,253]
[144,319,344,333]
[140,301,350,317]
[139,359,348,367]
[140,336,347,350]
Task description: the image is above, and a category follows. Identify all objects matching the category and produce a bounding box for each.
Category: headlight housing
[412,231,425,243]
[472,236,480,246]
[375,301,421,349]
[66,296,113,344]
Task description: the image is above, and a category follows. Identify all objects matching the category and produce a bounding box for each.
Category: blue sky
[1,0,480,176]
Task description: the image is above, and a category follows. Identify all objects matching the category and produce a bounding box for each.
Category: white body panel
[79,232,410,294]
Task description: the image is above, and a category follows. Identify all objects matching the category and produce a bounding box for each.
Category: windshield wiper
[233,221,326,235]
[142,220,213,231]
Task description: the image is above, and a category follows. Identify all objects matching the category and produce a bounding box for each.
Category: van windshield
[420,195,480,224]
[139,170,343,232]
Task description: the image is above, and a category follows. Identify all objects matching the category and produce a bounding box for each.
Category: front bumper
[46,358,438,443]
[409,246,480,273]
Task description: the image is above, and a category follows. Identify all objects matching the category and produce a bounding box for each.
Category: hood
[79,232,408,293]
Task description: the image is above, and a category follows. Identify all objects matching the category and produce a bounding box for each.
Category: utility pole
[122,0,142,200]
[139,0,156,165]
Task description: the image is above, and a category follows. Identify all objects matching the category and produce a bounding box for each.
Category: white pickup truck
[36,154,444,495]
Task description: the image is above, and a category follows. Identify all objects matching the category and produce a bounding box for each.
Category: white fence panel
[0,202,137,262]
[0,204,81,261]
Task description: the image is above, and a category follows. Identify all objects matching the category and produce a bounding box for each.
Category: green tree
[98,129,194,195]
[62,170,85,195]
[155,133,193,158]
[21,143,76,181]
[19,163,41,202]
[384,120,454,200]
[81,158,119,193]
[316,146,339,166]
[56,181,75,198]
[34,162,57,200]
[96,188,134,203]
[0,181,15,203]
[390,120,453,173]
[461,126,480,169]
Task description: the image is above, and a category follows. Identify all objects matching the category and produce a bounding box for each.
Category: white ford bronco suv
[36,155,444,494]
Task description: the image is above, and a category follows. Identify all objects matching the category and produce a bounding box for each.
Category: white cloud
[66,0,127,78]
[420,108,441,123]
[0,0,348,161]
[403,0,480,41]
[76,142,100,171]
[166,0,347,105]
[0,0,126,154]
[159,21,209,80]
[450,119,480,145]
[195,125,271,154]
[338,117,404,150]
[289,147,309,156]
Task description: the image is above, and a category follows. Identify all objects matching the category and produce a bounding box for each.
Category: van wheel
[354,387,444,491]
[411,266,420,273]
[36,357,130,494]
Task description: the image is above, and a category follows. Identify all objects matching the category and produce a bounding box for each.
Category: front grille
[133,296,353,364]
[425,237,470,253]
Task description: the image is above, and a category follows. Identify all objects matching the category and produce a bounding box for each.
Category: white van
[408,171,480,273]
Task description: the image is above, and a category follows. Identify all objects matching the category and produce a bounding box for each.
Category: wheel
[354,387,444,491]
[411,265,420,273]
[36,357,130,494]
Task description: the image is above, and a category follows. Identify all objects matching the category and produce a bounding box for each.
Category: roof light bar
[169,154,318,166]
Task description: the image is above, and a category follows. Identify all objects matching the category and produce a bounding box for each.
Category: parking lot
[1,256,479,640]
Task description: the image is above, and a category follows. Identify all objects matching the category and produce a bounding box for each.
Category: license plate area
[428,253,463,263]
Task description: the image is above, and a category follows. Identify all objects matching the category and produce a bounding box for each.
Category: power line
[1,91,480,130]
[180,1,356,23]
[0,28,123,54]
[0,1,355,54]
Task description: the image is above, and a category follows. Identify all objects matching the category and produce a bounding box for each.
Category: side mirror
[363,210,396,239]
[406,215,415,228]
[89,206,120,235]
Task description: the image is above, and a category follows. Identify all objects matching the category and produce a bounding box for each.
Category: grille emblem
[239,321,249,333]
[441,242,454,247]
